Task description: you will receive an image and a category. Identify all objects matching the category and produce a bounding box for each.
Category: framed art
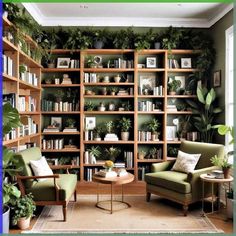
[174,76,185,89]
[57,58,71,68]
[139,75,156,95]
[213,70,221,87]
[181,58,192,68]
[146,57,157,68]
[166,126,177,141]
[85,117,96,130]
[51,117,62,130]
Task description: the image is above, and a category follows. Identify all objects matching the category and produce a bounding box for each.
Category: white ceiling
[23,3,233,28]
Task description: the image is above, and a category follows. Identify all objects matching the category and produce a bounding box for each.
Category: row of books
[69,59,80,68]
[42,138,64,150]
[3,93,16,108]
[46,156,80,166]
[3,54,14,77]
[84,130,96,141]
[138,165,151,181]
[8,143,36,153]
[124,151,133,168]
[20,71,39,87]
[4,128,17,141]
[168,59,180,69]
[18,96,37,112]
[41,100,79,112]
[84,73,98,83]
[153,86,164,96]
[138,101,162,112]
[186,132,199,142]
[138,131,153,142]
[19,116,38,137]
[114,58,134,69]
[85,168,99,181]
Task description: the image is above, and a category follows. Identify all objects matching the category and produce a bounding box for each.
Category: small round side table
[200,173,233,217]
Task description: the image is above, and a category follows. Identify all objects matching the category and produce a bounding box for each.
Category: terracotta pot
[17,217,31,230]
[168,91,176,95]
[223,167,231,179]
[121,132,130,141]
[138,153,145,160]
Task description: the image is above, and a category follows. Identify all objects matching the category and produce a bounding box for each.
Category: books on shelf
[168,59,180,69]
[3,93,16,108]
[84,73,98,83]
[20,71,38,86]
[18,96,37,112]
[63,127,78,132]
[70,59,80,68]
[42,138,64,150]
[153,86,164,96]
[114,58,134,69]
[19,116,38,137]
[96,170,117,178]
[138,101,161,112]
[4,128,17,141]
[124,151,133,168]
[71,156,80,166]
[138,131,152,141]
[41,100,79,112]
[43,126,60,132]
[138,165,151,181]
[104,133,119,141]
[84,151,97,164]
[117,89,129,96]
[86,168,99,181]
[3,54,13,77]
[166,104,177,112]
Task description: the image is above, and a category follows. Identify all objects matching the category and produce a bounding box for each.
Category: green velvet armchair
[145,141,224,216]
[15,147,77,221]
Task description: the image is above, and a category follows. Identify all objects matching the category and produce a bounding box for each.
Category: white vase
[17,217,31,230]
[121,132,129,141]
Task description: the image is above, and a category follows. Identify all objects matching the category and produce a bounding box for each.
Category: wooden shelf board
[138,141,164,144]
[19,80,41,90]
[84,111,134,114]
[84,141,134,144]
[3,139,19,145]
[3,37,18,51]
[3,73,18,82]
[42,68,80,72]
[42,132,80,135]
[42,149,80,153]
[41,112,80,115]
[83,68,134,72]
[170,49,201,54]
[167,141,181,144]
[42,84,80,88]
[49,164,80,169]
[19,50,42,68]
[84,95,133,98]
[3,17,12,27]
[167,111,193,114]
[83,82,134,86]
[48,49,80,54]
[137,159,163,163]
[167,69,199,72]
[138,111,164,114]
[138,68,165,72]
[18,133,41,141]
[136,49,166,54]
[167,95,197,98]
[83,49,134,54]
[19,111,40,115]
[138,95,164,98]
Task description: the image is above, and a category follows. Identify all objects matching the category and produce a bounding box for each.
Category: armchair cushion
[26,174,77,201]
[145,171,191,194]
[171,150,201,173]
[30,156,53,181]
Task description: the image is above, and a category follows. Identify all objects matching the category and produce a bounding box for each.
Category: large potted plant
[93,29,107,49]
[3,103,22,233]
[167,78,182,95]
[12,193,36,230]
[118,117,132,141]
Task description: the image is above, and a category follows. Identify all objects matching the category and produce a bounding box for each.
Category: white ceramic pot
[17,217,31,230]
[121,132,129,141]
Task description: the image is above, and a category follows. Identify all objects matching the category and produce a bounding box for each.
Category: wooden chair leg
[183,204,188,216]
[63,205,67,221]
[146,192,151,202]
[74,190,77,202]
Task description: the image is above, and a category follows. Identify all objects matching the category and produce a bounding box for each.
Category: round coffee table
[92,172,134,214]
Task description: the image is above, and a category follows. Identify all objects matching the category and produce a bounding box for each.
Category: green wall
[209,10,233,144]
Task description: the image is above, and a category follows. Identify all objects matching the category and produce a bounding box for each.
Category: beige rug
[28,195,221,233]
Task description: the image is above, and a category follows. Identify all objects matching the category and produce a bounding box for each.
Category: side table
[200,173,233,217]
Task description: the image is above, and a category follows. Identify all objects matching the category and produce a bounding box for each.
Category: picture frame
[146,57,157,68]
[51,117,62,130]
[174,76,185,89]
[85,117,96,130]
[139,75,156,95]
[166,126,177,141]
[57,58,71,68]
[213,70,221,87]
[181,58,192,69]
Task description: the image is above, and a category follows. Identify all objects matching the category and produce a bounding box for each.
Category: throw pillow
[171,150,201,173]
[30,156,53,181]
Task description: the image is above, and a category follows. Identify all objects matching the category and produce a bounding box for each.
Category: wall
[209,10,233,133]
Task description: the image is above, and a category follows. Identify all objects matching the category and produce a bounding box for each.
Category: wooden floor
[10,182,233,234]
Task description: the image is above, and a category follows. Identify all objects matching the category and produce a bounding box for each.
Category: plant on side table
[118,117,132,141]
[12,193,36,230]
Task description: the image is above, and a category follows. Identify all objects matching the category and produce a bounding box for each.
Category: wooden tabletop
[92,172,134,185]
[200,173,234,183]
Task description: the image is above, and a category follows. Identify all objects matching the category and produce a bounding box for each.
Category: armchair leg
[63,205,67,221]
[183,204,188,216]
[74,190,77,202]
[146,192,151,202]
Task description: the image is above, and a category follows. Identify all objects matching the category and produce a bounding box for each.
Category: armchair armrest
[49,165,73,174]
[151,160,175,172]
[17,174,59,180]
[187,166,219,183]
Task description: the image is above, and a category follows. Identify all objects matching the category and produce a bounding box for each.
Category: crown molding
[22,3,233,28]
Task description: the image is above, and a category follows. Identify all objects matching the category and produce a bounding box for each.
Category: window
[225,25,234,163]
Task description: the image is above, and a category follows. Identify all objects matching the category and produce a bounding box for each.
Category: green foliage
[109,87,119,94]
[113,28,135,49]
[55,89,64,100]
[161,26,182,50]
[3,183,21,206]
[105,146,121,161]
[167,78,182,92]
[146,118,160,134]
[93,29,108,42]
[93,125,105,138]
[3,2,20,21]
[168,146,179,157]
[215,125,234,145]
[88,146,101,158]
[106,121,114,133]
[85,101,96,111]
[134,29,154,51]
[12,193,36,225]
[118,117,132,132]
[210,155,232,169]
[186,85,222,143]
[65,118,76,128]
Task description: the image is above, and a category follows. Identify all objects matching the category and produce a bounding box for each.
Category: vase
[94,41,104,49]
[154,42,161,49]
[17,217,31,230]
[223,167,231,179]
[3,206,10,233]
[121,132,130,141]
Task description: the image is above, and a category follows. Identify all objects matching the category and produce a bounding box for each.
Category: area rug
[28,195,222,233]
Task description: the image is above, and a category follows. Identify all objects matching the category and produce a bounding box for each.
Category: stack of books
[63,127,77,132]
[43,125,60,133]
[114,162,126,168]
[117,89,129,96]
[167,104,177,112]
[104,133,119,141]
[168,59,180,69]
[96,170,117,178]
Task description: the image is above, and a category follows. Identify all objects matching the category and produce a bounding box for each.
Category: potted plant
[149,147,158,159]
[106,121,114,134]
[153,32,161,49]
[12,193,36,230]
[87,146,101,164]
[138,150,146,160]
[146,118,160,141]
[44,78,53,84]
[93,29,107,49]
[65,118,76,128]
[104,160,114,172]
[118,117,132,141]
[3,103,22,233]
[168,146,179,157]
[3,2,20,20]
[98,102,106,111]
[109,87,119,96]
[113,28,135,49]
[93,125,104,141]
[85,101,96,111]
[167,78,182,95]
[55,89,64,102]
[226,188,234,219]
[105,146,121,162]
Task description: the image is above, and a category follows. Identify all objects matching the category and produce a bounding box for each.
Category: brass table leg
[211,182,214,213]
[111,183,113,214]
[202,180,205,216]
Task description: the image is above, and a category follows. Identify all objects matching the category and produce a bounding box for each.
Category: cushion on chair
[171,150,201,173]
[30,156,53,182]
[180,141,224,169]
[15,147,42,188]
[26,174,77,201]
[145,171,191,194]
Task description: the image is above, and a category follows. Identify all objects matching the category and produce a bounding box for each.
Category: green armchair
[15,147,77,221]
[145,141,224,215]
